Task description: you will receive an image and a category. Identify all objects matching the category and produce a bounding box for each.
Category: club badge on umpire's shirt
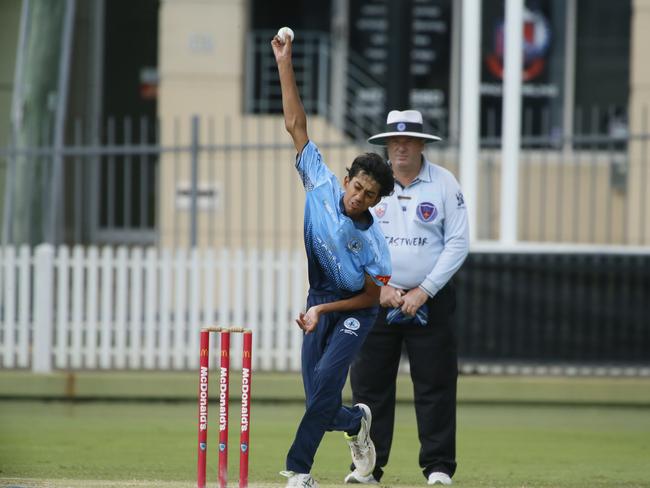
[371,157,468,297]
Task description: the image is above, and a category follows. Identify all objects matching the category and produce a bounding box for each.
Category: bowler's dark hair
[347,153,394,198]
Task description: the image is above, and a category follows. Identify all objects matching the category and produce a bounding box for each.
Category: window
[573,0,630,136]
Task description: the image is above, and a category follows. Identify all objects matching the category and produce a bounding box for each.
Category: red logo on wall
[485,7,551,82]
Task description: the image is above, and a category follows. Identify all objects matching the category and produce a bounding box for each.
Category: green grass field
[1,371,650,488]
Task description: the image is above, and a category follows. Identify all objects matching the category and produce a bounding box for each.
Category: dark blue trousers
[285,290,379,474]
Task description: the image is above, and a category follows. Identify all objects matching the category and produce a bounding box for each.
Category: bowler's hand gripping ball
[277,26,295,44]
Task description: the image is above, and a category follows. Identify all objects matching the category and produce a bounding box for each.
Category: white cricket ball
[277,26,295,43]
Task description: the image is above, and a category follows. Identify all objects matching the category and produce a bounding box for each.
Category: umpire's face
[342,171,381,220]
[386,136,425,171]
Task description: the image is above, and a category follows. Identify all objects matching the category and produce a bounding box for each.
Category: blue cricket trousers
[285,290,379,474]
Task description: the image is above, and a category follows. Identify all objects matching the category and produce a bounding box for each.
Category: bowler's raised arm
[271,33,308,153]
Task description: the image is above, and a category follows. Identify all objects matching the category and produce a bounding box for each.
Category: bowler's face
[386,136,425,170]
[342,171,381,220]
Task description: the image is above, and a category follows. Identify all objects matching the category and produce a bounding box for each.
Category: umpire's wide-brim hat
[367,110,442,145]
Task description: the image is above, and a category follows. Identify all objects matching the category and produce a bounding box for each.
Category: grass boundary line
[1,394,650,409]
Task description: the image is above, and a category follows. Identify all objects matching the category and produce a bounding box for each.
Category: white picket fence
[0,245,308,373]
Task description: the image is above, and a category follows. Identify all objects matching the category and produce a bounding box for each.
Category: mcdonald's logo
[243,351,251,358]
[221,350,229,357]
[200,348,209,357]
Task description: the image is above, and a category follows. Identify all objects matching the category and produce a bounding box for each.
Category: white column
[500,0,524,243]
[459,0,482,243]
[331,0,349,130]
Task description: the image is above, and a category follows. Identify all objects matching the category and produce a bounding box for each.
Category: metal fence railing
[1,112,650,249]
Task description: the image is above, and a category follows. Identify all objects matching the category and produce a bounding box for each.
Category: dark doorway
[100,0,159,239]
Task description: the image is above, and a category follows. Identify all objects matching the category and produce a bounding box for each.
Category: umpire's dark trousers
[350,285,457,481]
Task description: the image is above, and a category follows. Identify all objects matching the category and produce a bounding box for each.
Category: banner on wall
[480,0,565,139]
[349,0,451,136]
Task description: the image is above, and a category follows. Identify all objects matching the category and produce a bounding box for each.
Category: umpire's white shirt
[370,157,469,297]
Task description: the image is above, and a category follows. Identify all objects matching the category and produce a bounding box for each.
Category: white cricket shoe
[280,470,319,488]
[427,472,452,485]
[344,469,379,484]
[344,403,376,477]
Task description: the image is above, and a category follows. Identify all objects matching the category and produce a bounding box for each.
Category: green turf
[1,400,650,487]
[2,370,650,406]
[1,372,650,487]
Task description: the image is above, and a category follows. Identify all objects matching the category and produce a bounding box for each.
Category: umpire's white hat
[367,110,442,146]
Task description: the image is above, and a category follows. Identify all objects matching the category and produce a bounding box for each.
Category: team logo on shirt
[416,202,437,222]
[347,238,362,253]
[343,318,361,331]
[456,192,465,208]
[374,202,387,218]
[375,275,391,285]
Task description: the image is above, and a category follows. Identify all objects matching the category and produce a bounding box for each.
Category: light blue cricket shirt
[296,141,391,296]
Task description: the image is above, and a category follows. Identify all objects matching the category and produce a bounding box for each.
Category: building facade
[1,0,648,249]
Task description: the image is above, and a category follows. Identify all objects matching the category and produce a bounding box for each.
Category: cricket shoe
[344,469,379,484]
[344,403,376,477]
[427,472,452,485]
[280,470,319,488]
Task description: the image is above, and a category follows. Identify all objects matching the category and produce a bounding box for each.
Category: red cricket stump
[239,331,252,488]
[197,329,210,488]
[218,331,230,488]
[197,327,252,488]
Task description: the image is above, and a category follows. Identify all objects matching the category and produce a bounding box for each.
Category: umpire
[346,110,469,486]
